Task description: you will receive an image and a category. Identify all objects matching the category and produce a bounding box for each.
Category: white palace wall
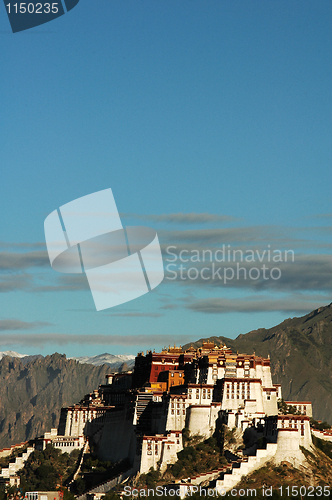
[139,432,183,474]
[97,408,136,463]
[187,406,211,438]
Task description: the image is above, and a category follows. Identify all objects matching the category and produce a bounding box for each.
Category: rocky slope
[0,353,110,449]
[184,303,332,422]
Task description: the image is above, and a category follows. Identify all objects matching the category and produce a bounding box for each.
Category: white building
[57,342,315,473]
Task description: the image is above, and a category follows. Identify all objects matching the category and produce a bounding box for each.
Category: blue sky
[0,0,332,357]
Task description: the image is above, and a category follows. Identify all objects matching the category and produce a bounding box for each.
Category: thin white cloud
[33,275,89,292]
[0,333,192,347]
[0,319,52,331]
[121,213,239,225]
[0,274,32,293]
[306,214,332,219]
[187,297,329,314]
[0,242,46,250]
[0,251,49,271]
[107,312,162,318]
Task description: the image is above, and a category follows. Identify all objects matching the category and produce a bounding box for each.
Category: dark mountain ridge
[0,353,110,449]
[184,302,332,422]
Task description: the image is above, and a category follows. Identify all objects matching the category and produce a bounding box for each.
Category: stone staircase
[0,446,35,479]
[135,392,153,432]
[185,468,228,485]
[76,467,135,500]
[68,438,89,485]
[215,443,278,492]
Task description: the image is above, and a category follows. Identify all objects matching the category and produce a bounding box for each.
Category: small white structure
[138,431,183,473]
[284,401,313,418]
[35,428,84,452]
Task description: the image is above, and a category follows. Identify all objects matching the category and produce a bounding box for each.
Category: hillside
[0,353,110,449]
[184,303,332,422]
[234,440,332,495]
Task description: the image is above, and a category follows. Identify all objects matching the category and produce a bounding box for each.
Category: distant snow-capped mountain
[0,351,136,369]
[69,352,136,368]
[0,351,28,359]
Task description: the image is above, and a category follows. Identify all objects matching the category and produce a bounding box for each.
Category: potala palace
[53,341,314,476]
[2,342,318,492]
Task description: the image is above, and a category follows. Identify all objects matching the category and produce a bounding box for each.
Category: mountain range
[1,303,332,449]
[69,352,135,369]
[0,351,135,369]
[184,302,332,423]
[0,354,111,449]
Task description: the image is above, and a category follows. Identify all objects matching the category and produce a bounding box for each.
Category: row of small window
[293,406,307,414]
[73,415,105,422]
[147,447,159,455]
[188,388,211,393]
[226,387,250,394]
[171,403,186,408]
[171,410,186,415]
[155,359,177,365]
[188,389,211,396]
[54,441,77,446]
[147,442,179,455]
[188,394,211,400]
[280,422,305,436]
[281,420,305,426]
[225,393,250,399]
[226,383,250,389]
[226,391,250,396]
